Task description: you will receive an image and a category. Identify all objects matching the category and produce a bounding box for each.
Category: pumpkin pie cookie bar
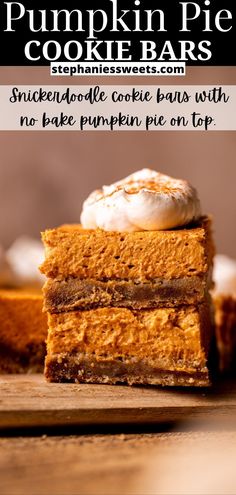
[0,289,47,373]
[45,303,213,386]
[41,217,214,312]
[41,169,215,387]
[212,255,236,372]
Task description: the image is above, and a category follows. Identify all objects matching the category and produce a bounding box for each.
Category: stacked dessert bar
[41,170,214,387]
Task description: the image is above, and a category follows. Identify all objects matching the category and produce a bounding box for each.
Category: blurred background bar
[0,66,235,255]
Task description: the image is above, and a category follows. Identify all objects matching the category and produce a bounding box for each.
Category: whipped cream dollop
[80,169,201,232]
[213,254,236,296]
[5,236,45,287]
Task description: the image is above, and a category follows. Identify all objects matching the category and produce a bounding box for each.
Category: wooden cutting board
[0,374,236,430]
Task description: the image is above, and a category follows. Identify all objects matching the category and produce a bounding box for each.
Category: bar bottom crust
[45,354,210,387]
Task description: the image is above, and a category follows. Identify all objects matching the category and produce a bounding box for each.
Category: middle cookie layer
[44,275,210,313]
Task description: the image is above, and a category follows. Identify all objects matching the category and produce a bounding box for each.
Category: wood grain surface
[1,432,236,495]
[0,374,236,429]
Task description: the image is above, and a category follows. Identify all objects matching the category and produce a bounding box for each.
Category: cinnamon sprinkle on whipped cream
[80,169,202,232]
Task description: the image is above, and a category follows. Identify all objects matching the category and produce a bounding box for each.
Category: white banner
[0,85,235,131]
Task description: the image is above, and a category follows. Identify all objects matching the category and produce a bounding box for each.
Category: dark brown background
[0,67,235,255]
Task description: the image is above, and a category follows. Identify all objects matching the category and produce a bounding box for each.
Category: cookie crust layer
[45,354,210,387]
[44,275,211,312]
